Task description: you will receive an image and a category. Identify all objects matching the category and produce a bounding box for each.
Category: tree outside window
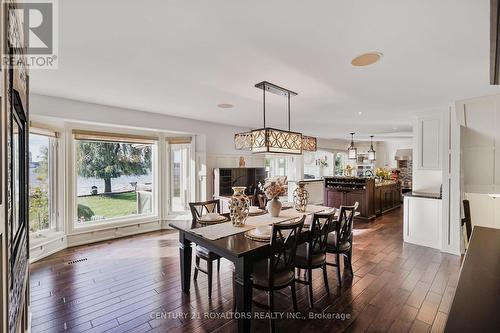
[75,139,154,223]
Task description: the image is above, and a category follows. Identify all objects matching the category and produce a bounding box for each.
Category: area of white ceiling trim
[31,0,500,139]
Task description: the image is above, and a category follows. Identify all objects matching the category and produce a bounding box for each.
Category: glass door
[170,143,191,213]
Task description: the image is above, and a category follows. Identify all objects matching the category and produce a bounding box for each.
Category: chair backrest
[336,204,357,246]
[257,193,267,209]
[268,216,305,285]
[462,199,472,241]
[305,212,334,263]
[189,199,221,221]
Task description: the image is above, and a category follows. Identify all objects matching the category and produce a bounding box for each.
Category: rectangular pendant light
[235,128,303,154]
[234,81,316,155]
[302,135,317,152]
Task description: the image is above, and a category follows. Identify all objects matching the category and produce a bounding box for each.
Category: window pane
[171,144,190,213]
[335,152,347,176]
[75,139,154,224]
[29,134,51,232]
[304,151,334,179]
[265,157,288,177]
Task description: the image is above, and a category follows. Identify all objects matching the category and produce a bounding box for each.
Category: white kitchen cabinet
[403,196,442,249]
[417,116,441,170]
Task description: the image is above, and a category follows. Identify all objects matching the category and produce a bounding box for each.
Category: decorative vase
[293,182,309,212]
[267,197,282,217]
[229,186,250,227]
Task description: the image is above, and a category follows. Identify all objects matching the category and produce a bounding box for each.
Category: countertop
[375,180,398,187]
[403,191,442,200]
[445,226,500,332]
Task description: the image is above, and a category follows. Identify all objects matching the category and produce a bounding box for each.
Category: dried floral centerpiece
[259,180,286,217]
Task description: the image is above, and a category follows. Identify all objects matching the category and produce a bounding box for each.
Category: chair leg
[307,269,314,308]
[217,258,220,272]
[348,249,354,276]
[336,253,342,287]
[290,282,298,313]
[322,264,330,295]
[207,259,213,298]
[268,291,275,333]
[194,256,200,280]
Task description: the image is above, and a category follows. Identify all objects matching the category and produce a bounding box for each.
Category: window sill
[70,214,160,235]
[30,231,65,248]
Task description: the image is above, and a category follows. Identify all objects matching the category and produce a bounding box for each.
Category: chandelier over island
[234,81,317,155]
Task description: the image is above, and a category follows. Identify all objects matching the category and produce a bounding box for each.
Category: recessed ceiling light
[217,103,233,109]
[358,111,363,116]
[351,52,383,67]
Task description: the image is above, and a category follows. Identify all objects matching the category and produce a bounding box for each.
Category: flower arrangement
[375,167,391,180]
[259,180,286,200]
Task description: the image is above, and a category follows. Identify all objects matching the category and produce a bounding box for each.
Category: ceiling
[31,0,500,140]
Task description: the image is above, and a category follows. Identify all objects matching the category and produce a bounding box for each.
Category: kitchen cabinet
[323,177,375,221]
[403,194,442,249]
[324,177,402,221]
[417,116,441,170]
[374,181,401,216]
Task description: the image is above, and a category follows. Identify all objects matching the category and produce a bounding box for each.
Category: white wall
[456,94,500,230]
[377,139,413,168]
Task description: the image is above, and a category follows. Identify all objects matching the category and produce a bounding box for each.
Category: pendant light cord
[288,93,291,131]
[263,83,266,128]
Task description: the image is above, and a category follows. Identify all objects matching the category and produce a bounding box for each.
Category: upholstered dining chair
[233,216,305,333]
[294,211,334,308]
[326,204,357,287]
[188,199,223,298]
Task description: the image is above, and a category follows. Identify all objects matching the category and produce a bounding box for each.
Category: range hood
[395,149,413,161]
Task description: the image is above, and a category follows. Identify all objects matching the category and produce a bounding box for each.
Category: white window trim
[165,139,196,218]
[29,131,59,237]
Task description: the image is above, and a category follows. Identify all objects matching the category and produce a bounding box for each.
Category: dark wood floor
[29,208,462,333]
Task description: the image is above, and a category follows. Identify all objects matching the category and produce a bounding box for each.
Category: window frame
[166,138,196,217]
[71,128,159,230]
[28,130,59,238]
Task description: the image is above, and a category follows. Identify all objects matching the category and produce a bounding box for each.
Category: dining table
[169,204,343,333]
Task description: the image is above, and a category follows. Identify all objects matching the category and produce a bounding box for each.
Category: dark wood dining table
[169,206,339,333]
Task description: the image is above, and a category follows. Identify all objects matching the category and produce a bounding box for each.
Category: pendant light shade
[368,135,376,161]
[347,132,357,160]
[234,81,317,154]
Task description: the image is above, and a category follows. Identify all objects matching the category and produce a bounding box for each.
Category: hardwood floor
[29,208,462,333]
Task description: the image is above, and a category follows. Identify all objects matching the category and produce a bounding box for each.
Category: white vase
[267,197,282,217]
[229,186,250,227]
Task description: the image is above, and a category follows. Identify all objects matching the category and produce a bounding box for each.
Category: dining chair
[257,193,268,210]
[233,216,305,333]
[294,211,333,308]
[326,204,357,287]
[188,199,222,298]
[462,199,472,242]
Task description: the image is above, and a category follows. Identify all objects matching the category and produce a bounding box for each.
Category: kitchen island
[323,176,401,221]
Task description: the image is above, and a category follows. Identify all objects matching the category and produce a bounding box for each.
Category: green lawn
[77,192,137,221]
